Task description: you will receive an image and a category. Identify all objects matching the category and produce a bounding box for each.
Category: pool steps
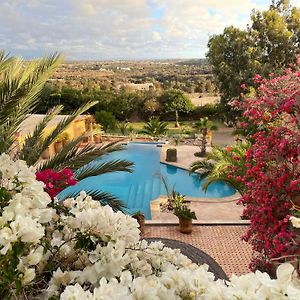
[127,177,162,217]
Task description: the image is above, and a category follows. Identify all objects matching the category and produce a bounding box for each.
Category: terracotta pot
[132,214,146,236]
[93,135,101,144]
[178,218,193,234]
[54,141,63,153]
[62,139,70,146]
[41,147,50,159]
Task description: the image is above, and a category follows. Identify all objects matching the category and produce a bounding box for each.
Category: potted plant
[132,211,146,236]
[93,124,103,144]
[60,132,70,146]
[54,139,63,153]
[41,147,50,159]
[161,190,197,234]
[54,132,70,153]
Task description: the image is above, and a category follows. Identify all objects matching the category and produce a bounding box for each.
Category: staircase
[126,177,162,219]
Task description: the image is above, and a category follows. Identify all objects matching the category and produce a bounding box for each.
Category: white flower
[60,284,92,300]
[93,277,132,300]
[0,227,17,254]
[290,216,300,228]
[21,268,36,285]
[26,246,44,266]
[10,215,44,243]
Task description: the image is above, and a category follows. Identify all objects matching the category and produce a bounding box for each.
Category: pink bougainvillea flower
[36,168,77,199]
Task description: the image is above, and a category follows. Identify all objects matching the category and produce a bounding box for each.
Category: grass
[106,120,226,137]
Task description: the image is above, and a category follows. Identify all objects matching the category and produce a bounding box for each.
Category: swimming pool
[60,143,235,219]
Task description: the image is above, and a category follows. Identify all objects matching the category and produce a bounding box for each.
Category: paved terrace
[144,224,252,277]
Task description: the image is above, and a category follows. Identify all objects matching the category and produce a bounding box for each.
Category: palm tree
[189,141,249,194]
[193,117,218,156]
[140,117,168,138]
[0,50,133,212]
[0,50,62,154]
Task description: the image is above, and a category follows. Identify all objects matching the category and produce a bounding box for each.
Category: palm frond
[60,140,126,171]
[74,159,134,181]
[19,105,63,164]
[189,141,249,193]
[39,100,97,155]
[37,135,86,171]
[59,189,127,213]
[189,160,214,174]
[37,137,128,173]
[0,52,62,153]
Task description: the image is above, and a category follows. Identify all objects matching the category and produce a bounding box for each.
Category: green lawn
[106,120,226,137]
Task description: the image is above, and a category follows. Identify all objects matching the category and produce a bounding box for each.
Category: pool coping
[145,220,250,225]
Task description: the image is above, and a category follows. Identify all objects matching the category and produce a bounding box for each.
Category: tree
[193,117,218,156]
[160,89,194,127]
[140,117,168,138]
[207,0,300,122]
[94,110,116,132]
[143,99,160,117]
[109,90,138,120]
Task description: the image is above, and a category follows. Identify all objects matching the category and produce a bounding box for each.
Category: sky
[1,0,299,60]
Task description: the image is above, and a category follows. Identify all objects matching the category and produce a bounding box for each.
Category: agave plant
[140,117,168,138]
[0,50,133,212]
[189,141,249,194]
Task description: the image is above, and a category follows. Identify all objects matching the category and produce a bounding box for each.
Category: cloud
[0,0,299,59]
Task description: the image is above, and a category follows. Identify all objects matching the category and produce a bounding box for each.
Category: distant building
[116,67,131,71]
[125,82,154,91]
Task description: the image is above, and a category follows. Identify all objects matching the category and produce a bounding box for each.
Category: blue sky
[0,0,299,60]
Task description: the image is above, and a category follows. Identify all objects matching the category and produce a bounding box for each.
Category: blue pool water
[60,143,235,219]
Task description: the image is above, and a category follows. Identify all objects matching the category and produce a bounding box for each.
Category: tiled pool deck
[144,224,252,277]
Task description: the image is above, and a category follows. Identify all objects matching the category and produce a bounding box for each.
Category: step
[152,176,162,199]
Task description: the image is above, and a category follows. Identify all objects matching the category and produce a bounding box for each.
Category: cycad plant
[193,117,218,156]
[0,50,133,212]
[189,141,249,194]
[141,117,168,138]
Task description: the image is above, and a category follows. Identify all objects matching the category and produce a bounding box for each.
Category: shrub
[235,68,300,273]
[94,110,116,132]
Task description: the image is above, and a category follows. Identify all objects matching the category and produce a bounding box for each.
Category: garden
[0,48,299,298]
[0,1,300,297]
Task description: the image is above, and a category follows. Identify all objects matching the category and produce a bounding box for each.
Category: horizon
[2,0,300,60]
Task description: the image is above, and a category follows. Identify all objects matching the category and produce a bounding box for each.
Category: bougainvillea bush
[236,68,300,273]
[36,168,77,199]
[0,154,299,299]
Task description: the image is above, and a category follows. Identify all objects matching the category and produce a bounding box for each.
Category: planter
[54,141,63,153]
[132,214,146,236]
[41,147,50,159]
[93,135,101,144]
[166,148,177,162]
[178,218,193,234]
[62,139,70,146]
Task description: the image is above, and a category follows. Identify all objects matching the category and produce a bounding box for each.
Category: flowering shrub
[236,69,300,272]
[0,154,299,299]
[36,168,77,199]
